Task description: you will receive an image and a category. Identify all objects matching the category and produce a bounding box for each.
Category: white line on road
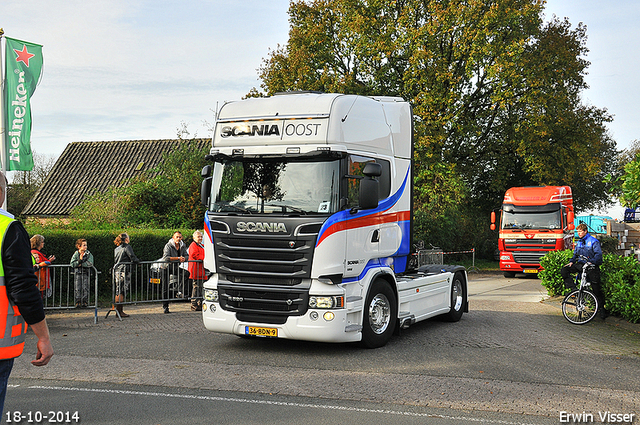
[28,385,538,425]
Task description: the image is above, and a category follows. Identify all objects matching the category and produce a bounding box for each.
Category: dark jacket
[571,232,603,266]
[2,218,44,325]
[114,243,139,265]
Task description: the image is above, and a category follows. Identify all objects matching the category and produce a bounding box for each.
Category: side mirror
[490,211,496,231]
[201,177,212,207]
[358,162,381,210]
[359,177,379,210]
[362,162,382,177]
[201,165,212,178]
[567,210,575,231]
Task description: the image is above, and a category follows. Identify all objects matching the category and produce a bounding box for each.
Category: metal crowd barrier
[106,259,205,321]
[418,248,444,266]
[417,248,480,273]
[40,264,100,324]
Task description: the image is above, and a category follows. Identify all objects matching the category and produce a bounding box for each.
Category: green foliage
[599,254,640,323]
[618,154,640,208]
[540,251,640,323]
[68,140,208,229]
[413,208,496,260]
[539,250,573,296]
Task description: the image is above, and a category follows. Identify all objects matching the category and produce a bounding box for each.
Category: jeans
[74,268,91,306]
[0,358,15,414]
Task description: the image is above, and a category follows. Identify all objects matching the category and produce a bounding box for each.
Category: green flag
[4,37,43,171]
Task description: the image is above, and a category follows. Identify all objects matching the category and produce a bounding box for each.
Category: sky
[2,0,638,216]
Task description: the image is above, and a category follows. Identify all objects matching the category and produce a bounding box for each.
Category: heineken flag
[3,37,43,171]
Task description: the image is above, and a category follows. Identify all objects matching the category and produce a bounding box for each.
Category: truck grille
[513,251,547,264]
[218,284,309,321]
[214,234,316,285]
[504,239,557,249]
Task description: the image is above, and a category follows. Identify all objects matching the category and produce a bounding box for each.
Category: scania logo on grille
[236,221,287,233]
[289,241,295,248]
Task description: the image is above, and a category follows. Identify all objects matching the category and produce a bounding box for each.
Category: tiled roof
[22,139,210,217]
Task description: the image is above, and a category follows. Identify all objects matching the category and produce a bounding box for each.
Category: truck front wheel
[361,279,397,348]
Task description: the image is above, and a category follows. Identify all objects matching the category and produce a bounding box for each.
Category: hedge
[24,226,199,296]
[540,250,640,323]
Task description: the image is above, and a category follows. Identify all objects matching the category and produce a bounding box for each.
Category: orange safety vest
[0,214,27,360]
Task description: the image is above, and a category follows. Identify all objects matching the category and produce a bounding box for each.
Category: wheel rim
[452,278,463,311]
[562,291,597,324]
[368,293,391,334]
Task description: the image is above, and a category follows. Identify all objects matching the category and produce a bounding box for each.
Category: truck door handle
[371,229,380,243]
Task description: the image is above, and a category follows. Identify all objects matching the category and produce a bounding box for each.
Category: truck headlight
[204,289,219,302]
[309,296,344,309]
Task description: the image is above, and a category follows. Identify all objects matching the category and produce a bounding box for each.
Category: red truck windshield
[501,205,562,230]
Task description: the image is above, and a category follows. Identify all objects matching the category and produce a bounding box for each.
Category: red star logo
[14,45,36,67]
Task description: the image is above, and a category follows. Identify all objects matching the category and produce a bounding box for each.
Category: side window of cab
[346,155,391,209]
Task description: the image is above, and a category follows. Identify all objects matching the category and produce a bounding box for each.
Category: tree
[253,0,617,215]
[7,151,57,217]
[617,155,640,208]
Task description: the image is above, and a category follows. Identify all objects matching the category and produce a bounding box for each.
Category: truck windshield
[208,159,341,215]
[501,209,562,230]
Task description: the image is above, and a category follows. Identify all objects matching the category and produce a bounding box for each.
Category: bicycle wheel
[562,289,599,325]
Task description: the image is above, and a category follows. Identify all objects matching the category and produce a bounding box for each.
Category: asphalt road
[4,272,640,424]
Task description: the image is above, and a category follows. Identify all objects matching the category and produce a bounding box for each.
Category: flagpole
[0,28,7,209]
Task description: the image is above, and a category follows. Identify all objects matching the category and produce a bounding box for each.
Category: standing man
[161,231,189,314]
[0,172,54,412]
[561,223,606,318]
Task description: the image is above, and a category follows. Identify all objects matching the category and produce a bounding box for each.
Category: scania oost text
[199,92,468,348]
[491,186,575,278]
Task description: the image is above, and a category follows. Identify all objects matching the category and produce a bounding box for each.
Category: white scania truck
[199,92,468,348]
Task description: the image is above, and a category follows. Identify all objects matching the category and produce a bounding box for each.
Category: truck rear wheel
[361,279,397,348]
[442,272,466,322]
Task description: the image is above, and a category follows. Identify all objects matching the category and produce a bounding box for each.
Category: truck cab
[491,186,575,277]
[200,93,467,347]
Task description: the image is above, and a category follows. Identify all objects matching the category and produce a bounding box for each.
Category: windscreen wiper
[266,203,308,214]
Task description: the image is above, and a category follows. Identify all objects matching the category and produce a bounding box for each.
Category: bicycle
[561,256,599,325]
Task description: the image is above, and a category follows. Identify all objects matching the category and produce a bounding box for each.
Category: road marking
[29,385,538,425]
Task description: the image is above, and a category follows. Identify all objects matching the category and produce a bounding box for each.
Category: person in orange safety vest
[0,172,53,414]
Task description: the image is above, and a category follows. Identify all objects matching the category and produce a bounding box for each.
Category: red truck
[491,186,575,277]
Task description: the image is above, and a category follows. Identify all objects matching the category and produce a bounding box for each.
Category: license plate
[523,269,539,274]
[149,278,161,284]
[245,326,278,337]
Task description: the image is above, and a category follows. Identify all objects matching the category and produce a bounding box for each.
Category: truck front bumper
[500,261,542,274]
[202,302,362,343]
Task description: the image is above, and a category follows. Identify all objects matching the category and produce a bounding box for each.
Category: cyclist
[561,223,607,319]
